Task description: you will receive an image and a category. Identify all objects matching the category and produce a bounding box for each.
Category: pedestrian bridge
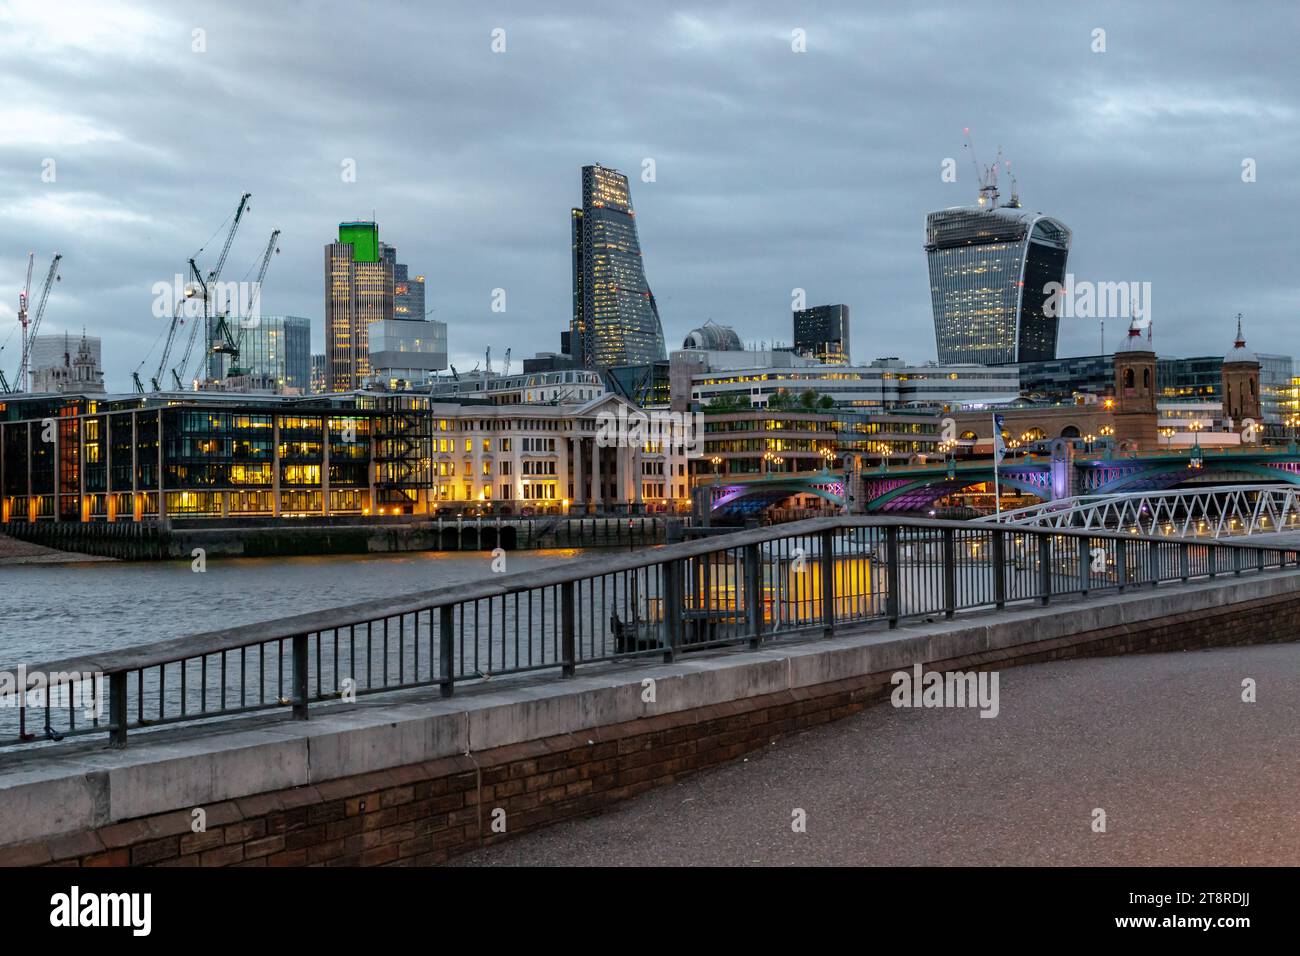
[982,484,1300,539]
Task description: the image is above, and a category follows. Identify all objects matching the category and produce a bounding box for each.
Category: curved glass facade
[571,165,666,369]
[925,205,1070,364]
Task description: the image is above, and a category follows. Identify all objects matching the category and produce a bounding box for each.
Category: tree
[704,393,749,413]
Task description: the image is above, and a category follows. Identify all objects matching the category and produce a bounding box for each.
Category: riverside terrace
[3,514,1300,867]
[0,389,691,523]
[1,515,1297,750]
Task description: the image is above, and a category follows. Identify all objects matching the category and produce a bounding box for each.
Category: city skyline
[3,1,1300,391]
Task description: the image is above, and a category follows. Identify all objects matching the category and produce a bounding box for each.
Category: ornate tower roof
[1223,313,1257,365]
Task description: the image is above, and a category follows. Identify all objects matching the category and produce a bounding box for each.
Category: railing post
[941,528,956,619]
[744,543,763,649]
[1207,544,1216,579]
[1179,544,1190,582]
[1078,536,1090,596]
[1038,533,1052,605]
[661,559,681,663]
[292,633,309,720]
[439,605,454,697]
[820,529,836,637]
[1115,536,1128,593]
[885,525,900,628]
[561,581,576,676]
[108,671,128,749]
[991,529,1006,609]
[1234,544,1241,576]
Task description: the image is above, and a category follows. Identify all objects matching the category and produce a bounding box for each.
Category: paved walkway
[456,643,1300,866]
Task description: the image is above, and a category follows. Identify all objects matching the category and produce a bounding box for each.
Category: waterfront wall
[0,516,679,560]
[1,570,1297,866]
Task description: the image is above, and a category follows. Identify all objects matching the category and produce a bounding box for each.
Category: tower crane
[170,192,251,388]
[137,271,198,391]
[0,254,35,393]
[502,347,511,376]
[212,229,279,379]
[10,254,62,392]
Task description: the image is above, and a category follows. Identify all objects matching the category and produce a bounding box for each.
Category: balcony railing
[3,516,1297,751]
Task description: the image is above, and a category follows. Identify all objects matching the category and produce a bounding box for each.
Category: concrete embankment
[1,568,1297,866]
[0,515,684,561]
[0,533,114,566]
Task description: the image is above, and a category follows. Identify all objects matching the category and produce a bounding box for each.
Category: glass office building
[234,315,312,394]
[368,317,449,389]
[571,164,667,369]
[926,198,1071,365]
[393,262,426,320]
[793,304,850,364]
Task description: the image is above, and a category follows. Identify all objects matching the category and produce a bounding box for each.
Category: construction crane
[212,229,279,379]
[502,347,511,377]
[962,127,1006,207]
[169,192,251,388]
[140,272,198,391]
[0,254,35,392]
[11,254,62,392]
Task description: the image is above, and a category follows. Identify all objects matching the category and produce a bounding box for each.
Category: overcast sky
[2,0,1298,390]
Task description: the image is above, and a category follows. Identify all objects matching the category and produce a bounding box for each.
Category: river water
[0,549,601,666]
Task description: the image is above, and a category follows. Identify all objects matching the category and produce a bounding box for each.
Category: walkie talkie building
[571,164,667,369]
[925,195,1071,365]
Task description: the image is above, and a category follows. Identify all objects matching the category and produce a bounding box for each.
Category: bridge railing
[985,485,1300,538]
[4,516,1298,751]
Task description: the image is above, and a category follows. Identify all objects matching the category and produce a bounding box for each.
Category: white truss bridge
[979,484,1300,539]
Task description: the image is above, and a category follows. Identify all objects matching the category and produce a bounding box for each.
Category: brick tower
[1221,313,1261,430]
[1112,317,1158,451]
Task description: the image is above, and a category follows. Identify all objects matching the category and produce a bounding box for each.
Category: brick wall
[3,588,1296,867]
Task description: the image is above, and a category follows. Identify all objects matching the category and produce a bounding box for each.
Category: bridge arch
[867,472,1049,511]
[1096,461,1300,494]
[710,478,845,513]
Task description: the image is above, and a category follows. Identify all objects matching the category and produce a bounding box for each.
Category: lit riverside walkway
[455,644,1300,866]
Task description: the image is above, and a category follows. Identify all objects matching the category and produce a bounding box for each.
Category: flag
[993,413,1006,464]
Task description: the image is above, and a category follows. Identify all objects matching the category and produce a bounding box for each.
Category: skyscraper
[571,164,666,369]
[925,172,1070,365]
[793,304,850,364]
[393,262,426,320]
[325,222,393,391]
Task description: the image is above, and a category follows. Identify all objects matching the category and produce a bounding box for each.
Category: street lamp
[1286,414,1300,450]
[1159,426,1175,450]
[710,455,723,478]
[1188,420,1204,469]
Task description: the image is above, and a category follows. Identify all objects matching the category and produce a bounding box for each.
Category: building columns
[572,436,584,507]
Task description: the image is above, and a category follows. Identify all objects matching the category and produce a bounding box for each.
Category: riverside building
[0,390,688,522]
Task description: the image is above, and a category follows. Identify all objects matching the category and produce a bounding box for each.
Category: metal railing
[983,485,1300,539]
[3,515,1298,751]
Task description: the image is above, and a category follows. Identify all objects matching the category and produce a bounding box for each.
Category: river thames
[0,549,599,665]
